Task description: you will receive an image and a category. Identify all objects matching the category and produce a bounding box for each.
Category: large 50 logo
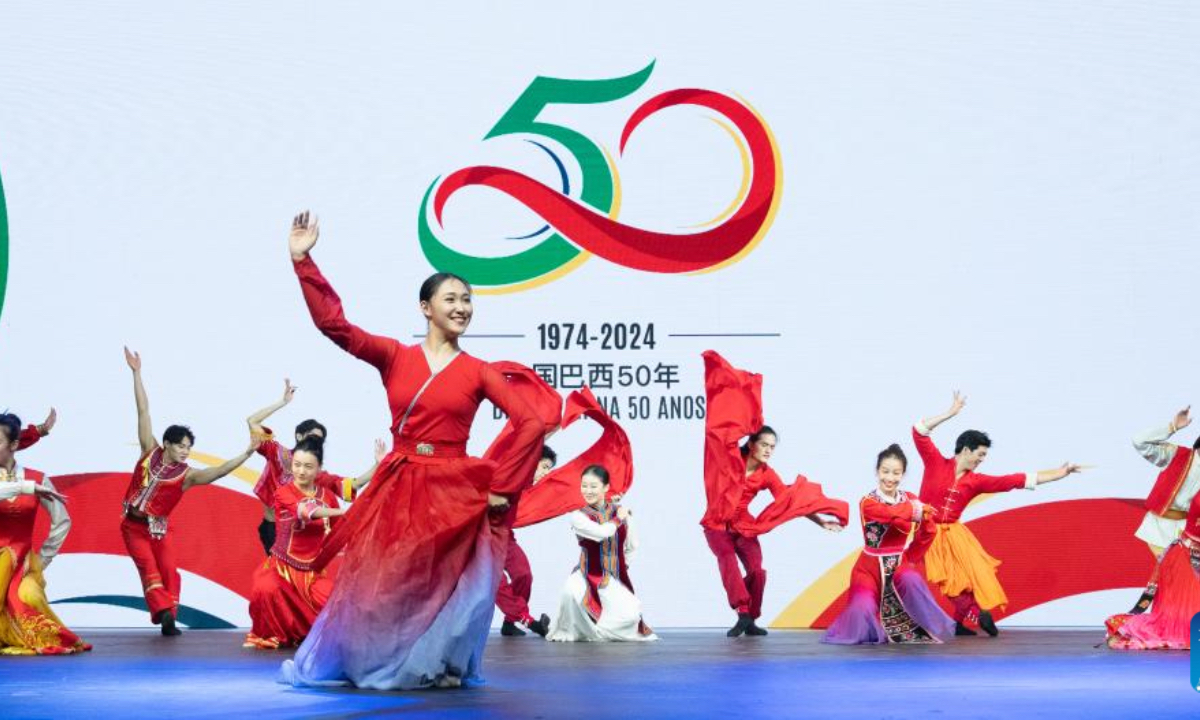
[417,61,782,293]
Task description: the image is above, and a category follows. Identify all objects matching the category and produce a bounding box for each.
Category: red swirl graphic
[433,90,778,273]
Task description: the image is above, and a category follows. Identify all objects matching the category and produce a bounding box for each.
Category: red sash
[1147,447,1193,516]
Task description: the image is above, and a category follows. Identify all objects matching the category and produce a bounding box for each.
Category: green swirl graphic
[0,167,8,324]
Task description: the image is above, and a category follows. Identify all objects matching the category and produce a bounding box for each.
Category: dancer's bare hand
[281,378,297,405]
[820,519,843,532]
[374,438,388,463]
[38,407,57,436]
[124,346,142,372]
[616,506,631,521]
[1173,406,1191,432]
[289,211,319,261]
[948,391,966,416]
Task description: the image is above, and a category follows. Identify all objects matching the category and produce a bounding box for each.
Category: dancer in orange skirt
[914,392,1084,636]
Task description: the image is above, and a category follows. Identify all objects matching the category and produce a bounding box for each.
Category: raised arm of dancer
[288,211,398,372]
[0,478,67,503]
[36,478,72,569]
[247,379,296,433]
[917,391,966,436]
[1132,406,1189,467]
[125,347,157,455]
[17,407,56,450]
[185,436,261,488]
[354,438,388,490]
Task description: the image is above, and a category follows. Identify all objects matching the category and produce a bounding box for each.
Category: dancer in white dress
[547,465,656,643]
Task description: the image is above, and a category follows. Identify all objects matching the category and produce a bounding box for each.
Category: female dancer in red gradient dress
[1106,470,1200,650]
[280,212,543,690]
[700,350,849,637]
[822,444,954,644]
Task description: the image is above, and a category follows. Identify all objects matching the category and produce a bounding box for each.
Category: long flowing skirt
[547,571,657,642]
[0,550,91,655]
[924,522,1007,611]
[245,557,332,649]
[1106,542,1200,651]
[279,456,505,689]
[823,551,954,645]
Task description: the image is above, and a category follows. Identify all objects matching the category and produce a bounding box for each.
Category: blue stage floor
[1,629,1195,719]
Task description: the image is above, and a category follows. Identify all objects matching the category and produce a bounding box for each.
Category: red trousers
[949,591,982,622]
[119,517,180,620]
[704,527,767,618]
[495,530,534,623]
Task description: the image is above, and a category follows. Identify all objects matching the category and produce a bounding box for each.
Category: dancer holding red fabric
[700,351,849,637]
[279,212,543,690]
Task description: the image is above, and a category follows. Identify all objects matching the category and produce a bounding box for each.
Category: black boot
[1128,584,1157,615]
[527,613,551,638]
[727,613,753,637]
[978,610,999,637]
[954,622,977,637]
[159,611,182,637]
[501,621,526,637]
[745,621,769,636]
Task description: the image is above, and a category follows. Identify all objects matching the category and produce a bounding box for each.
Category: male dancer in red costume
[497,446,556,637]
[913,392,1083,636]
[120,347,259,636]
[701,351,848,638]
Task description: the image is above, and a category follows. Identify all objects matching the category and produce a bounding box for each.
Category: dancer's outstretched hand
[374,438,388,463]
[289,211,320,260]
[124,346,142,372]
[948,390,966,416]
[819,519,843,532]
[1173,406,1191,432]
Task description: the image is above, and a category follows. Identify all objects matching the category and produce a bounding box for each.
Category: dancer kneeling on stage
[0,412,91,655]
[823,444,954,645]
[245,379,379,556]
[245,436,381,649]
[1106,412,1200,650]
[120,347,259,636]
[547,465,655,642]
